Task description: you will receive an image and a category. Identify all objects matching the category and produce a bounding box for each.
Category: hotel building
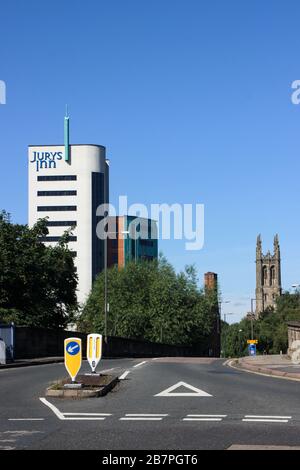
[28,143,109,304]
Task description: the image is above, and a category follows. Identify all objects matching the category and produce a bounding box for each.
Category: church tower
[255,234,282,317]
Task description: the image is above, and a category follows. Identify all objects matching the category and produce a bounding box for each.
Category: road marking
[186,414,227,417]
[183,414,226,422]
[244,415,292,419]
[62,417,107,420]
[120,413,167,421]
[8,418,45,421]
[39,397,65,420]
[183,418,223,421]
[242,419,289,423]
[63,413,111,416]
[119,370,130,380]
[133,361,147,368]
[120,417,164,421]
[155,381,212,397]
[3,431,43,435]
[123,414,168,417]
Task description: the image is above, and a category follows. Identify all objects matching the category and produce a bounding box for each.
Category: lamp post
[291,284,300,308]
[250,298,257,340]
[239,329,243,357]
[219,301,230,358]
[103,159,111,344]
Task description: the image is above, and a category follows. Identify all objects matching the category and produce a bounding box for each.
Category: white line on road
[119,370,130,380]
[133,361,147,368]
[62,413,112,416]
[120,413,168,421]
[120,417,164,421]
[39,397,65,420]
[62,417,107,420]
[186,414,227,418]
[123,414,168,417]
[244,415,292,419]
[8,418,45,421]
[183,418,223,422]
[242,419,289,423]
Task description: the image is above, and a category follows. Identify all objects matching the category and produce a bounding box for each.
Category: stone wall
[287,322,300,356]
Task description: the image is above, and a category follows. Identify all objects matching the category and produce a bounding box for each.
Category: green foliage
[78,256,216,347]
[0,210,78,328]
[221,291,300,357]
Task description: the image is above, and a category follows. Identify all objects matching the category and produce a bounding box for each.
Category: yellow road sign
[87,334,102,373]
[247,340,258,344]
[64,338,82,382]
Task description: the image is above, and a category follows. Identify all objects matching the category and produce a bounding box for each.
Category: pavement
[0,357,64,369]
[230,354,300,380]
[1,356,300,450]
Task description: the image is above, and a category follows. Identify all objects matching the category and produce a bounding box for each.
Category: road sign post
[248,343,257,356]
[87,334,102,374]
[64,338,82,383]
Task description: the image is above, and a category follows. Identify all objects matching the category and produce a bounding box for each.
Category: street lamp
[249,298,257,340]
[238,329,243,357]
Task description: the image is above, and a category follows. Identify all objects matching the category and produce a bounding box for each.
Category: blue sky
[1,0,300,322]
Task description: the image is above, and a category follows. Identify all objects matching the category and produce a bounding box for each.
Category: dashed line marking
[119,370,130,380]
[133,361,147,368]
[8,418,45,421]
[242,419,289,423]
[183,414,227,422]
[120,413,168,421]
[183,418,223,422]
[63,413,111,416]
[244,415,292,419]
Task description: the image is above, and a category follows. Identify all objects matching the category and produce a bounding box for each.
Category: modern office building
[28,142,109,305]
[107,216,158,268]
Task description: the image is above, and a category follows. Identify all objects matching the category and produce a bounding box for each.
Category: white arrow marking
[67,344,79,353]
[155,381,212,397]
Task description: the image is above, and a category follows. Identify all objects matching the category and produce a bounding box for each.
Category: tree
[0,210,78,328]
[221,291,300,357]
[78,256,216,347]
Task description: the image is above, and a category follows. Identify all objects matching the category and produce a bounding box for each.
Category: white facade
[28,144,109,305]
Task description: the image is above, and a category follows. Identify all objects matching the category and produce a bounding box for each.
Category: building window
[140,239,154,247]
[45,221,77,227]
[262,266,268,286]
[38,236,77,242]
[264,294,268,302]
[270,266,276,286]
[37,190,77,196]
[37,206,77,212]
[37,175,77,181]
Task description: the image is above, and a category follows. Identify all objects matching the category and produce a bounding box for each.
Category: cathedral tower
[255,234,282,317]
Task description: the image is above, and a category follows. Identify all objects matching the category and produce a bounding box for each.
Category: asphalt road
[1,357,300,450]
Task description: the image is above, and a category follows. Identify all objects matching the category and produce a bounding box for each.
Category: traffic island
[46,374,119,398]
